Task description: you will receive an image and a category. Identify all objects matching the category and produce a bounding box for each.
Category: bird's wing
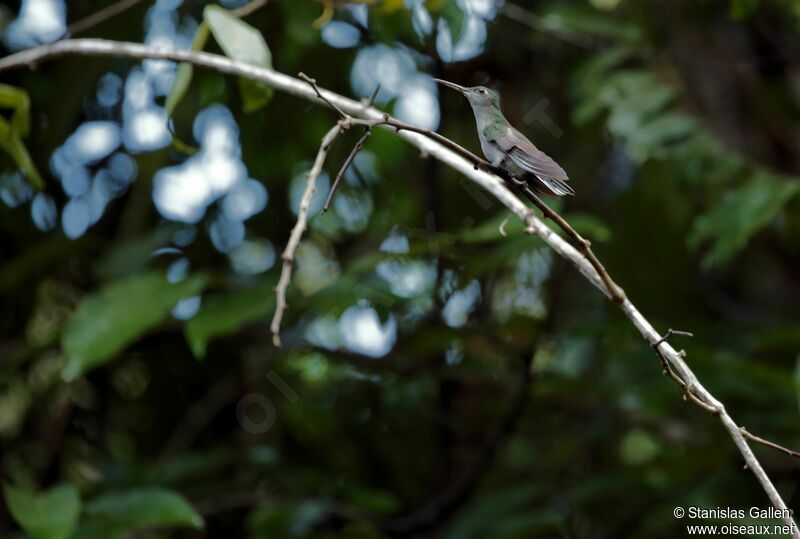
[492,127,569,182]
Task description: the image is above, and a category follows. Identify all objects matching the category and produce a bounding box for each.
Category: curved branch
[0,39,797,534]
[271,122,344,346]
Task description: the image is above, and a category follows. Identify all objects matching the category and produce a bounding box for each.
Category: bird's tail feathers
[535,174,575,197]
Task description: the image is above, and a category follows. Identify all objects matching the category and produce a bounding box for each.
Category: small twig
[740,428,800,459]
[649,328,691,378]
[323,128,371,213]
[650,329,718,411]
[323,84,380,213]
[652,332,800,456]
[300,75,488,169]
[366,83,381,108]
[67,0,145,36]
[506,178,626,303]
[270,122,345,346]
[529,200,625,302]
[683,382,722,414]
[230,0,269,18]
[299,72,348,119]
[652,328,694,349]
[368,115,488,170]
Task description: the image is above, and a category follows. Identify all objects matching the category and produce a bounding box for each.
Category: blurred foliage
[0,83,43,190]
[1,0,800,538]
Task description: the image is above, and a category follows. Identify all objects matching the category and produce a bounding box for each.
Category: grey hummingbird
[434,79,574,197]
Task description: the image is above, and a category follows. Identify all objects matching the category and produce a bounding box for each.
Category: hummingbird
[434,79,574,198]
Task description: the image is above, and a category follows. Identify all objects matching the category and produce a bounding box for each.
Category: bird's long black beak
[433,78,468,94]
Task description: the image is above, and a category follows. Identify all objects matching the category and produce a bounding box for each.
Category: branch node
[323,127,372,213]
[652,328,694,349]
[299,71,348,118]
[740,426,800,459]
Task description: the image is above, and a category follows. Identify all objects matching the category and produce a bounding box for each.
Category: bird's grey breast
[479,136,505,166]
[479,124,523,174]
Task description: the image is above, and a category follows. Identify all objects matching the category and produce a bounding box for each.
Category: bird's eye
[478,89,486,94]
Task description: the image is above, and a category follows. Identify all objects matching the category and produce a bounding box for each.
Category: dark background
[1,0,800,537]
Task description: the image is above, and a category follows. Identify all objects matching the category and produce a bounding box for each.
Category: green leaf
[247,500,328,537]
[85,488,204,531]
[238,78,275,113]
[0,115,44,190]
[439,0,466,44]
[625,112,697,163]
[444,485,547,539]
[0,83,31,137]
[689,175,799,268]
[541,5,641,42]
[171,133,201,155]
[619,428,660,465]
[564,213,612,242]
[62,272,207,380]
[572,47,637,119]
[4,483,81,539]
[184,279,275,358]
[204,5,274,112]
[0,84,42,190]
[94,226,179,280]
[730,0,759,19]
[164,22,211,118]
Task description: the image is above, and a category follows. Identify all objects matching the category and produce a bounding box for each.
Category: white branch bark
[1,39,795,532]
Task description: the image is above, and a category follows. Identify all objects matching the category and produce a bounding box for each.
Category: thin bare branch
[0,40,797,533]
[507,179,626,302]
[67,0,268,36]
[270,122,345,347]
[230,0,269,18]
[366,83,381,108]
[299,72,348,119]
[67,0,146,36]
[323,128,371,213]
[652,328,694,349]
[651,331,800,455]
[741,428,800,459]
